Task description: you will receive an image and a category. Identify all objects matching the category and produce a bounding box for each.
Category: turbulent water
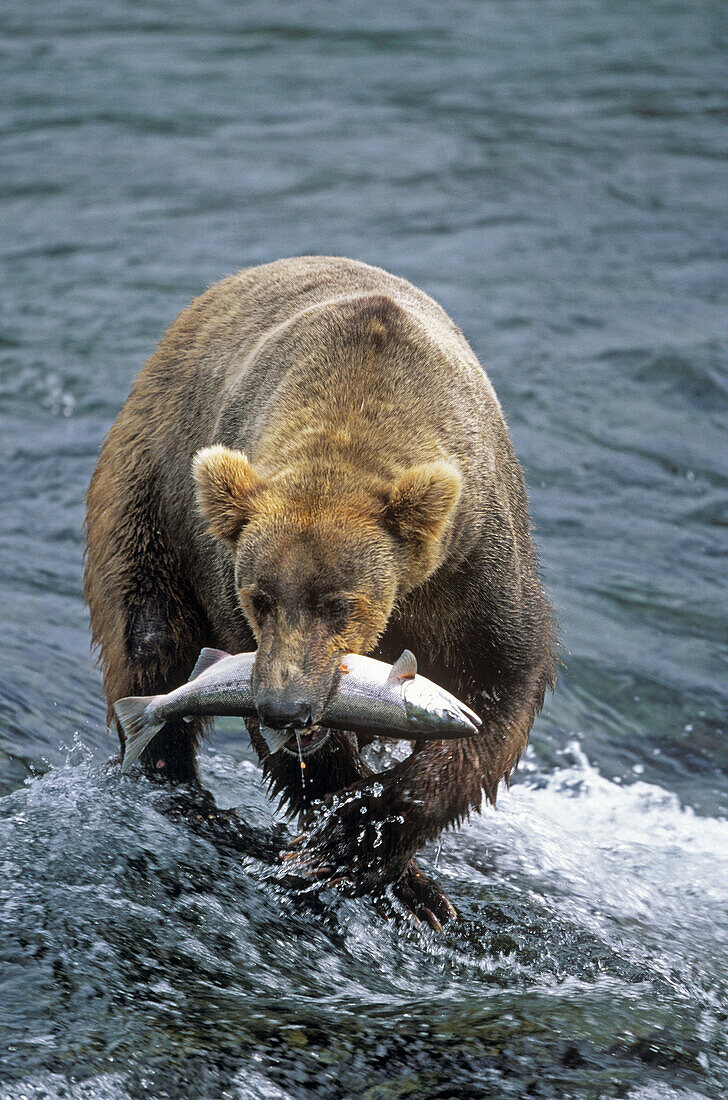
[1,2,727,1097]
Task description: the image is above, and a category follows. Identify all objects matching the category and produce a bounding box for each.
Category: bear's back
[124,258,507,490]
[141,257,498,411]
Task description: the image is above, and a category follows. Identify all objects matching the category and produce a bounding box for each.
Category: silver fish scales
[115,648,481,772]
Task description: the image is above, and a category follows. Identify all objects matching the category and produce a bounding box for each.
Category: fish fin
[459,701,482,728]
[387,649,418,682]
[187,647,231,681]
[258,725,290,756]
[114,696,164,773]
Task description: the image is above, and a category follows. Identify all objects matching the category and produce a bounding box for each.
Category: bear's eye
[319,597,350,628]
[250,590,274,621]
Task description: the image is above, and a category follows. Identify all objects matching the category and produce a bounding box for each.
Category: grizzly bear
[84,256,557,926]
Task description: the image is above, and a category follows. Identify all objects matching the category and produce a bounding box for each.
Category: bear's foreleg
[99,585,212,785]
[85,495,213,784]
[283,674,548,899]
[248,722,457,927]
[106,642,209,786]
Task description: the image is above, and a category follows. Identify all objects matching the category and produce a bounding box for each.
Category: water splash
[0,744,726,1095]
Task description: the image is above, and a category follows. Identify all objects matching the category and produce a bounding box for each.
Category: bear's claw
[282,815,457,932]
[386,860,458,931]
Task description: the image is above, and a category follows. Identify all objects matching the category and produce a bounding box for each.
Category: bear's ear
[192,445,264,543]
[381,462,462,553]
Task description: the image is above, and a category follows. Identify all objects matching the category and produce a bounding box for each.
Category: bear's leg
[85,503,212,785]
[85,483,299,861]
[249,722,458,927]
[280,646,554,921]
[110,647,207,787]
[112,591,212,784]
[136,719,201,785]
[104,601,298,860]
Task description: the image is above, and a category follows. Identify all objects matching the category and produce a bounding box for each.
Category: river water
[1,2,727,1097]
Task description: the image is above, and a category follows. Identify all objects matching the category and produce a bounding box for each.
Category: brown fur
[85,256,557,893]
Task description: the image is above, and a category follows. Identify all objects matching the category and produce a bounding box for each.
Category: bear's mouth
[281,726,331,758]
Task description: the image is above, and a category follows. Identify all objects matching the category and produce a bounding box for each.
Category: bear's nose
[256,691,313,730]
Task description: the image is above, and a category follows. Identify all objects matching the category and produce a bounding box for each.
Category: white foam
[0,1070,296,1100]
[444,742,728,973]
[627,1086,711,1100]
[0,1074,132,1100]
[232,1066,296,1099]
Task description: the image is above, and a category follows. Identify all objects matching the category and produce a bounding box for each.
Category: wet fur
[85,256,557,888]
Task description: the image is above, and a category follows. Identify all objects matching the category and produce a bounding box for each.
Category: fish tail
[114,696,164,773]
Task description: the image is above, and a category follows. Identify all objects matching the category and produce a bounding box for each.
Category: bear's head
[192,444,460,736]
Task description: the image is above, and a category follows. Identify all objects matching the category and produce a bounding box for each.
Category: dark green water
[1,2,727,1097]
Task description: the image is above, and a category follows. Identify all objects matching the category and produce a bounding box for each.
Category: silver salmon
[115,648,481,773]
